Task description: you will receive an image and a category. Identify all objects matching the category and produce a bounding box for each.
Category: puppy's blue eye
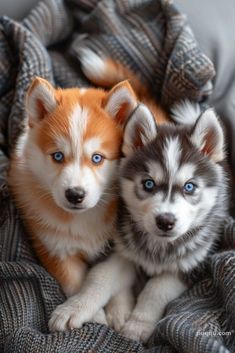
[184,182,196,194]
[52,152,64,162]
[143,179,155,191]
[91,154,104,164]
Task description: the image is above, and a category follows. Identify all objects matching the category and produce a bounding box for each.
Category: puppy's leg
[105,287,135,332]
[49,254,135,332]
[35,239,87,297]
[92,308,108,325]
[122,273,187,343]
[53,255,87,297]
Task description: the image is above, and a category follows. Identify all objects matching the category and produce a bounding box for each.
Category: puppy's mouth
[54,195,100,213]
[156,225,204,242]
[158,232,175,238]
[156,232,178,241]
[61,204,87,212]
[69,206,84,210]
[154,229,181,241]
[67,205,86,210]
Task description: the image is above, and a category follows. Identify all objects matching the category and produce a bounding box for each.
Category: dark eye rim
[91,153,105,165]
[142,178,156,192]
[51,151,64,163]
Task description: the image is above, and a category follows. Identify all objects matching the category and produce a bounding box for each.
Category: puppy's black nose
[65,188,85,204]
[156,213,176,232]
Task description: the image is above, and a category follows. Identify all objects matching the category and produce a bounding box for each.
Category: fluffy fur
[79,48,170,125]
[8,75,142,301]
[48,53,228,342]
[115,105,228,341]
[47,50,171,332]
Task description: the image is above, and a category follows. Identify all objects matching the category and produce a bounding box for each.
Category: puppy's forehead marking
[164,137,181,178]
[147,161,164,182]
[175,163,196,184]
[69,104,89,152]
[55,136,71,156]
[84,137,101,156]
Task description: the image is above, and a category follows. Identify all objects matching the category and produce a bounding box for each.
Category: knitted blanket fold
[0,0,234,352]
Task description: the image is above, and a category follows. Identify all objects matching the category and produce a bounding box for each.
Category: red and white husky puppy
[8,77,140,303]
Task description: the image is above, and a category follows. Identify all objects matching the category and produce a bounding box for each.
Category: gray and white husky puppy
[49,101,228,342]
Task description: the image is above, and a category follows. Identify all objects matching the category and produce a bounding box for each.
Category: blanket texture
[0,0,234,352]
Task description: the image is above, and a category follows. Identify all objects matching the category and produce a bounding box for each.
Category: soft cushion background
[175,0,235,214]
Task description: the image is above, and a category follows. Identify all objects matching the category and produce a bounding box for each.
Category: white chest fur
[37,205,114,260]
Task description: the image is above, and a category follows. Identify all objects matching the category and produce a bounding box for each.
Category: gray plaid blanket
[0,0,235,352]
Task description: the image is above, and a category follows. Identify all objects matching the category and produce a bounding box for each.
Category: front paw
[49,297,89,332]
[91,308,107,325]
[121,317,156,343]
[105,300,131,332]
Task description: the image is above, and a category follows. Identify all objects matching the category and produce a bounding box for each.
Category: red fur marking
[32,236,87,296]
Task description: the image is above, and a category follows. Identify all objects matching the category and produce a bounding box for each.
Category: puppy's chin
[147,227,189,242]
[143,219,193,243]
[154,232,181,242]
[52,200,86,213]
[62,205,88,213]
[58,201,98,213]
[153,224,198,242]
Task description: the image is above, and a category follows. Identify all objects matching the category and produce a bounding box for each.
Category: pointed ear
[122,104,157,156]
[190,109,225,162]
[26,77,57,127]
[103,80,138,126]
